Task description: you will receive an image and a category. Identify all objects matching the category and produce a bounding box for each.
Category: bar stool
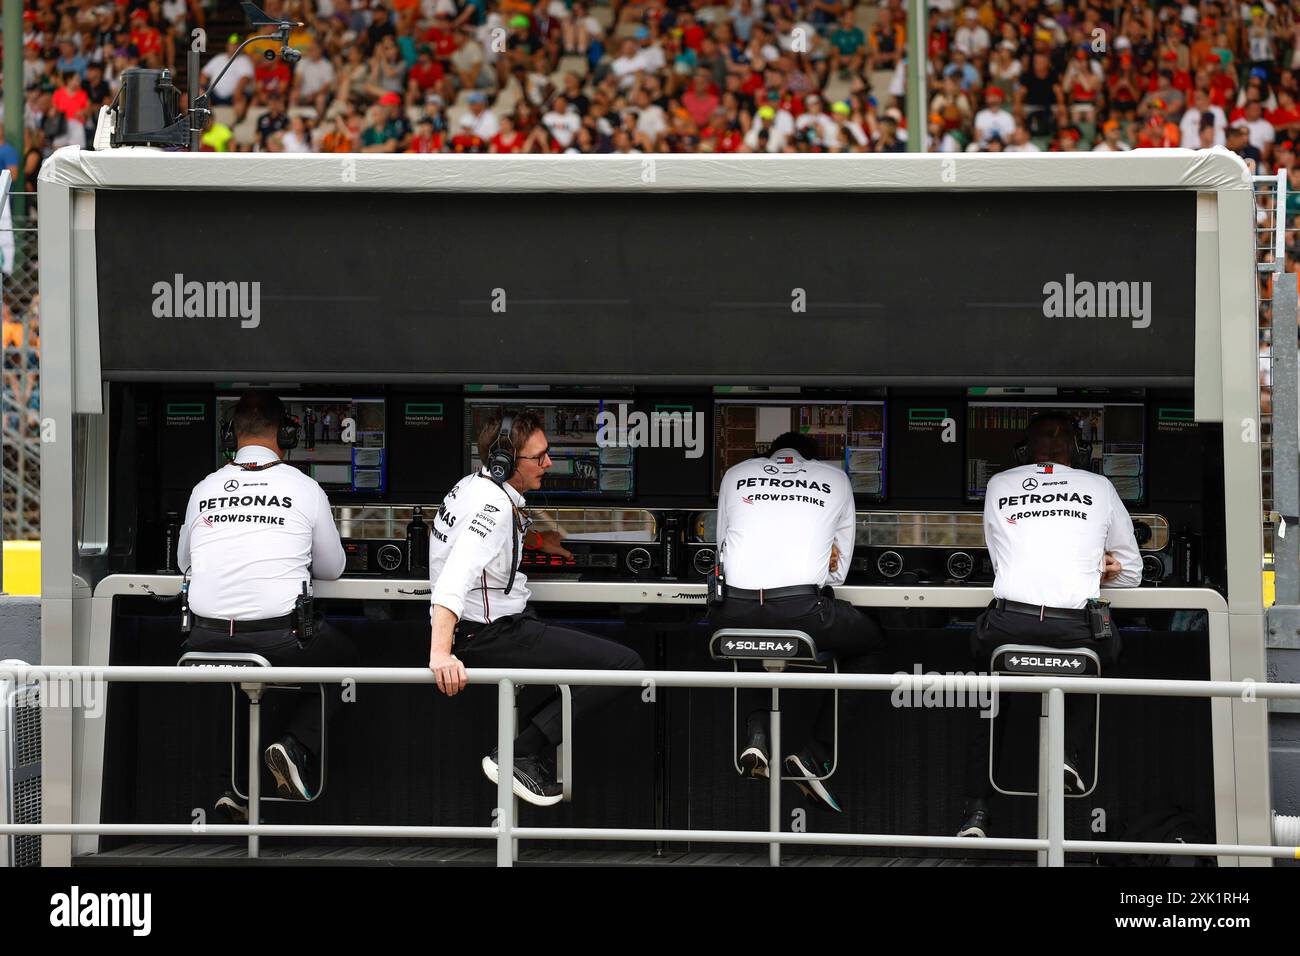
[989,643,1101,867]
[709,628,838,867]
[178,651,328,859]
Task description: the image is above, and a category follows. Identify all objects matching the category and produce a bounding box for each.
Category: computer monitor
[965,402,1144,502]
[463,399,634,497]
[215,395,387,493]
[712,399,886,498]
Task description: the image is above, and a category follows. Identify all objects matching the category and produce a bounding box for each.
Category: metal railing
[1,187,41,541]
[3,663,1300,866]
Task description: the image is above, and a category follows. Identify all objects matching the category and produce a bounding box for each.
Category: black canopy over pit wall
[96,190,1195,384]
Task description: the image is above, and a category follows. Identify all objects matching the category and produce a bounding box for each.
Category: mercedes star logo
[1022,477,1038,490]
[223,479,239,492]
[763,465,778,475]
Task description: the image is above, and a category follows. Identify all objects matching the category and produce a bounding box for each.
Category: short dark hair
[477,410,545,467]
[767,431,818,460]
[1025,412,1078,465]
[232,390,285,442]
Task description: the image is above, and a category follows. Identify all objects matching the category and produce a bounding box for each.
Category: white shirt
[954,24,991,57]
[1244,116,1275,153]
[543,108,582,147]
[295,55,336,99]
[974,106,1016,144]
[983,462,1141,610]
[429,469,530,624]
[716,448,855,590]
[1180,104,1225,148]
[635,103,668,140]
[796,109,838,144]
[203,52,255,101]
[613,51,649,88]
[178,445,346,620]
[466,107,500,140]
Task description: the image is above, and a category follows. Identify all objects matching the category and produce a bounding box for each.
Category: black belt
[727,585,822,602]
[193,613,296,634]
[994,599,1088,622]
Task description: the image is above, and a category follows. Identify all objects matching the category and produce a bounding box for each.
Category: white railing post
[496,678,514,868]
[1046,688,1066,867]
[1276,168,1287,266]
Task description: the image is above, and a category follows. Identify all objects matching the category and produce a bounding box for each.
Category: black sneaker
[264,735,313,800]
[1063,755,1086,795]
[213,791,247,824]
[784,745,842,813]
[739,711,770,779]
[957,798,990,838]
[481,748,563,807]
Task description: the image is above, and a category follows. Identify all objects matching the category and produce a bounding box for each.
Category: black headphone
[1013,411,1092,470]
[486,413,516,484]
[221,403,301,455]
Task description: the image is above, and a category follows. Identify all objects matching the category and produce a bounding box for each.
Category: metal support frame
[989,645,1101,802]
[78,577,1245,862]
[37,151,1272,867]
[710,628,839,867]
[1267,271,1300,670]
[4,662,1300,866]
[178,651,329,859]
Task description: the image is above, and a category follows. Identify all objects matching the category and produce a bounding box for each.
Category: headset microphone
[221,402,301,457]
[486,413,517,484]
[1013,412,1092,470]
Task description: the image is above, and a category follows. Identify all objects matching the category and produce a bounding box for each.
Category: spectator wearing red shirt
[490,115,527,153]
[128,9,162,63]
[422,15,461,60]
[1268,89,1300,135]
[407,117,444,153]
[682,69,720,128]
[52,71,90,123]
[255,51,293,102]
[407,45,449,106]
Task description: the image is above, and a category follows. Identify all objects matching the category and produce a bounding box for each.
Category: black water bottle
[1177,525,1202,586]
[406,507,429,577]
[161,511,180,573]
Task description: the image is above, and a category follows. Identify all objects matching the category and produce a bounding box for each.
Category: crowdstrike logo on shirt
[1041,273,1151,329]
[151,274,261,329]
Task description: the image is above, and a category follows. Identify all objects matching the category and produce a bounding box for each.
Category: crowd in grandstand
[4,0,1300,169]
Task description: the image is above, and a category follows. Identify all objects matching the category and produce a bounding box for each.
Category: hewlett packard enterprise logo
[1041,274,1151,329]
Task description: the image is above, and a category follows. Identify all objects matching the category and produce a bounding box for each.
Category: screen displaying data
[464,399,634,497]
[966,402,1144,501]
[216,395,387,493]
[713,400,886,498]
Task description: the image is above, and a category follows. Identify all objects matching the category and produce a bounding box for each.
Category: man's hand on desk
[829,543,841,575]
[430,650,468,696]
[1100,551,1121,585]
[538,529,572,559]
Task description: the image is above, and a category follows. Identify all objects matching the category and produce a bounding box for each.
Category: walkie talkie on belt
[1086,598,1114,641]
[294,581,315,643]
[179,571,192,635]
[708,547,726,606]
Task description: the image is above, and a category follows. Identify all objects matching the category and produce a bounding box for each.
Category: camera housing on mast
[96,2,303,151]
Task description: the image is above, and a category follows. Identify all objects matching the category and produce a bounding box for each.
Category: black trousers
[183,618,358,758]
[965,605,1119,798]
[707,589,886,748]
[454,610,644,748]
